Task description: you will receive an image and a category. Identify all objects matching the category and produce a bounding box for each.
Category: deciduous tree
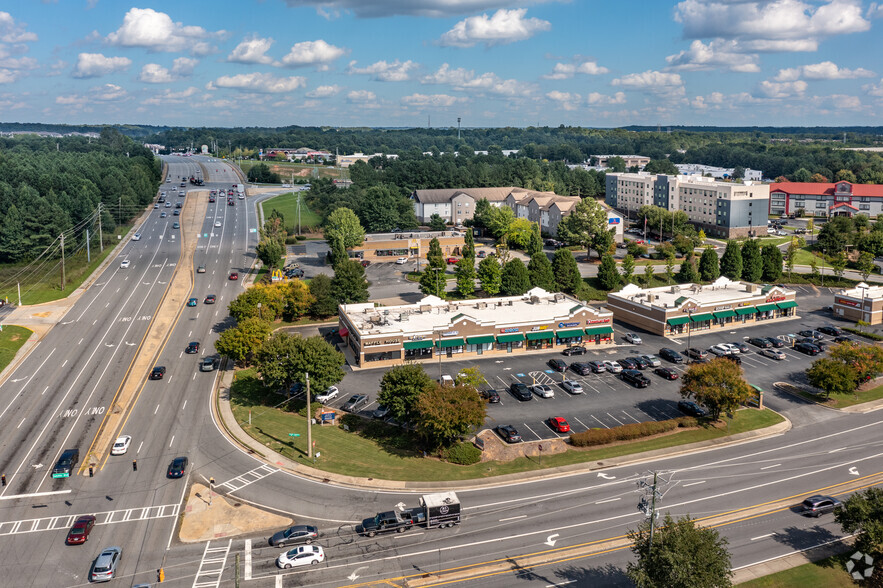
[676,253,699,283]
[835,487,883,556]
[680,358,753,421]
[454,258,476,297]
[379,364,435,423]
[308,273,338,317]
[331,259,370,304]
[325,207,365,250]
[621,254,636,285]
[807,357,859,399]
[215,317,272,365]
[255,333,345,395]
[428,213,447,231]
[477,256,502,296]
[414,383,486,449]
[556,198,608,260]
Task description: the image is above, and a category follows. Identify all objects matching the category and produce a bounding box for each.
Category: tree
[643,158,679,175]
[556,198,608,260]
[627,513,733,588]
[792,168,812,182]
[834,487,883,556]
[740,239,762,283]
[597,253,621,290]
[414,383,486,449]
[784,239,797,280]
[256,238,284,269]
[761,244,783,282]
[810,256,820,281]
[455,366,485,389]
[621,254,636,285]
[486,206,515,239]
[462,229,475,259]
[552,248,581,293]
[680,358,753,421]
[592,227,616,260]
[472,198,493,229]
[642,262,655,287]
[331,259,369,303]
[477,256,502,295]
[818,216,853,253]
[528,252,556,290]
[830,250,847,280]
[215,317,272,365]
[500,258,531,296]
[360,186,404,232]
[731,165,745,180]
[526,222,543,257]
[606,156,627,173]
[325,207,365,250]
[810,173,829,183]
[664,253,676,285]
[229,283,286,322]
[428,213,447,231]
[835,169,858,183]
[255,333,345,395]
[420,237,447,297]
[378,364,434,423]
[676,254,699,283]
[698,247,720,282]
[697,229,707,243]
[308,273,338,317]
[807,357,859,399]
[281,278,315,321]
[454,258,476,297]
[829,341,883,383]
[719,240,742,280]
[858,251,876,281]
[506,218,535,249]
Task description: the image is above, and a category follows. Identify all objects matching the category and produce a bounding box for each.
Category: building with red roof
[769,181,883,218]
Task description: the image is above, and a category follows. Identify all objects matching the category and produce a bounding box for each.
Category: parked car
[709,344,732,356]
[833,336,854,344]
[761,348,786,360]
[496,424,521,443]
[654,367,679,380]
[446,257,459,264]
[286,268,305,278]
[587,360,607,373]
[720,354,743,365]
[477,250,486,258]
[617,357,639,370]
[66,516,97,545]
[276,545,325,569]
[562,346,587,356]
[510,382,532,401]
[659,348,684,363]
[315,386,339,403]
[480,388,500,403]
[640,354,661,367]
[548,417,570,433]
[765,337,785,348]
[269,525,320,548]
[342,394,369,412]
[797,330,825,340]
[799,495,842,517]
[799,337,826,349]
[730,341,751,353]
[372,405,390,419]
[623,333,642,344]
[816,326,843,336]
[531,384,555,398]
[685,348,708,360]
[601,360,622,373]
[90,547,122,582]
[396,257,408,264]
[360,260,371,267]
[561,380,584,394]
[748,337,772,348]
[677,400,707,418]
[621,369,651,388]
[794,342,821,355]
[547,358,567,372]
[721,343,742,354]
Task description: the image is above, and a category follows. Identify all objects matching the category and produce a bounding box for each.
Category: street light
[686,308,695,363]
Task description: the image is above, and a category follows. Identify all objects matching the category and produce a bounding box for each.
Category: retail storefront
[338,288,614,369]
[833,284,883,325]
[606,277,798,338]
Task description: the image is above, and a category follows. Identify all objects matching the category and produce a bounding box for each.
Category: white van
[440,375,454,386]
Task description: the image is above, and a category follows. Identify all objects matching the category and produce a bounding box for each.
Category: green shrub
[676,416,698,428]
[569,419,681,447]
[843,327,883,341]
[444,442,482,465]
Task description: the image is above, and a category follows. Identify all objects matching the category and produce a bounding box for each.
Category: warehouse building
[606,277,798,337]
[337,288,614,368]
[833,283,883,325]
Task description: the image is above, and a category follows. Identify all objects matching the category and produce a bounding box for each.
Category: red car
[360,260,371,267]
[66,515,96,545]
[548,417,570,433]
[229,272,238,280]
[446,257,459,264]
[654,367,679,380]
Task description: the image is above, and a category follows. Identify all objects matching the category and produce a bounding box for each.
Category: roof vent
[530,296,540,304]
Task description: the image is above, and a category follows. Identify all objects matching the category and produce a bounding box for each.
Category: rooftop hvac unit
[507,301,514,306]
[383,309,390,315]
[419,305,431,313]
[476,302,487,309]
[400,314,409,321]
[671,285,680,294]
[554,293,565,302]
[530,296,540,304]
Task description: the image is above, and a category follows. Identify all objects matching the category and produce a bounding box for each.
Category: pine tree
[462,229,475,259]
[526,222,543,257]
[621,254,635,285]
[642,262,655,287]
[477,257,502,296]
[761,244,783,282]
[454,258,476,297]
[698,246,720,282]
[419,237,447,297]
[527,252,556,290]
[676,253,699,283]
[597,254,621,290]
[331,260,370,304]
[500,259,531,296]
[719,240,743,280]
[741,239,763,282]
[552,248,582,294]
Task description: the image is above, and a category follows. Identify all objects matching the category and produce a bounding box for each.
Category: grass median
[230,368,784,482]
[0,326,32,372]
[259,192,323,233]
[737,552,860,587]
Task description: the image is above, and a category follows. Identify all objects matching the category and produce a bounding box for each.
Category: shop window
[404,348,433,360]
[364,350,401,363]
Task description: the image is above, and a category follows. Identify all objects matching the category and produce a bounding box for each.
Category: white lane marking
[169,436,175,447]
[682,481,706,488]
[41,386,48,396]
[595,498,620,504]
[62,360,68,368]
[137,442,143,454]
[0,351,55,424]
[751,532,777,541]
[17,418,25,429]
[182,400,187,411]
[760,463,781,470]
[499,515,527,522]
[244,539,252,580]
[78,338,83,344]
[154,404,160,415]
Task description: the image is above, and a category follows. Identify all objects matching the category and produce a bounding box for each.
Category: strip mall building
[834,284,883,325]
[337,288,613,368]
[605,277,798,337]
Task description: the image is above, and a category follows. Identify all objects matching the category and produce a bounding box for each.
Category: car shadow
[772,523,840,551]
[552,563,632,587]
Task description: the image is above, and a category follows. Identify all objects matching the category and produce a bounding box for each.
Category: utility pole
[305,373,312,460]
[98,204,103,252]
[457,117,461,141]
[637,471,671,559]
[86,229,90,263]
[60,232,66,291]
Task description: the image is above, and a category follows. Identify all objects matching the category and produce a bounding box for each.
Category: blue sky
[2,1,882,128]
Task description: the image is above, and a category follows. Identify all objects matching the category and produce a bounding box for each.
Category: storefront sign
[766,295,786,303]
[558,322,580,328]
[410,335,427,341]
[586,319,609,324]
[364,339,399,347]
[837,298,860,307]
[441,330,459,337]
[713,305,732,311]
[530,326,549,331]
[499,327,520,333]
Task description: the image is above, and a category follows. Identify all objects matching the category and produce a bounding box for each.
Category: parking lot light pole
[686,309,694,363]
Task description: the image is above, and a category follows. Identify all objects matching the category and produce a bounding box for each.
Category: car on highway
[90,547,122,582]
[816,326,843,336]
[510,382,532,401]
[131,233,141,241]
[120,259,130,269]
[496,424,521,443]
[197,265,206,273]
[204,294,216,304]
[200,357,219,372]
[185,341,199,354]
[617,357,638,370]
[561,380,583,394]
[621,369,651,388]
[761,348,786,360]
[709,344,732,356]
[316,386,339,403]
[214,221,222,228]
[446,257,459,264]
[269,525,320,548]
[601,360,622,373]
[748,337,772,348]
[342,394,369,412]
[110,435,132,456]
[229,272,239,280]
[396,257,408,264]
[149,366,166,380]
[623,333,642,344]
[659,348,684,363]
[480,388,500,403]
[562,346,587,356]
[548,417,570,433]
[167,457,188,478]
[640,354,661,367]
[66,515,97,545]
[654,367,679,380]
[730,341,751,353]
[276,545,325,569]
[547,358,567,372]
[765,337,785,348]
[795,341,822,355]
[160,211,167,218]
[187,297,197,307]
[165,201,172,208]
[173,209,180,216]
[531,384,554,398]
[799,495,842,517]
[153,204,159,209]
[677,400,707,418]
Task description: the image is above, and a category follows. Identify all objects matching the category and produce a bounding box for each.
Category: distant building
[347,231,465,263]
[769,181,883,218]
[338,153,398,167]
[606,173,770,238]
[593,155,651,169]
[834,284,882,324]
[676,164,763,182]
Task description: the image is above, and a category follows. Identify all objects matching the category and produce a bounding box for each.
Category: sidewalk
[732,537,854,585]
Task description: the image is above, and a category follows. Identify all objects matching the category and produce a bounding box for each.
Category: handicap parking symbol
[516,373,525,377]
[544,370,554,374]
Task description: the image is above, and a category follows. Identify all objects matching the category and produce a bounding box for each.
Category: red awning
[338,327,349,337]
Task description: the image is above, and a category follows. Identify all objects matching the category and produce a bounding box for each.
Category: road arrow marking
[125,342,135,346]
[545,534,559,547]
[32,463,42,469]
[396,502,407,511]
[10,377,28,383]
[597,473,616,480]
[105,343,114,347]
[347,566,369,582]
[849,467,860,476]
[61,321,73,325]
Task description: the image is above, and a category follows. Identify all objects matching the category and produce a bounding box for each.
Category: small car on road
[200,357,219,372]
[214,221,222,228]
[276,545,325,569]
[548,417,570,433]
[187,297,197,307]
[132,233,141,241]
[167,456,188,478]
[120,260,130,269]
[185,341,199,354]
[204,294,216,304]
[269,525,320,548]
[66,516,96,545]
[110,435,132,456]
[150,366,166,380]
[229,272,238,280]
[90,547,122,582]
[799,495,842,517]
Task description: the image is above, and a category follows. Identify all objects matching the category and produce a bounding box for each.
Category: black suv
[570,362,592,376]
[481,389,500,403]
[797,330,824,340]
[800,495,841,517]
[150,366,166,380]
[510,382,532,401]
[721,354,742,365]
[52,448,79,479]
[496,425,521,443]
[630,356,650,369]
[659,348,684,363]
[816,326,843,336]
[677,400,707,417]
[748,337,772,348]
[547,358,567,372]
[794,342,821,355]
[562,346,587,356]
[618,357,638,370]
[621,369,650,388]
[764,337,785,348]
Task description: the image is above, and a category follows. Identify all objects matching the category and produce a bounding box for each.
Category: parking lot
[322,295,850,444]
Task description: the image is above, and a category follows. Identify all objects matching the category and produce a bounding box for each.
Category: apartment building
[769,181,883,218]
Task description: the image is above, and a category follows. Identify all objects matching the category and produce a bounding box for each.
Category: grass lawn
[260,192,324,234]
[240,160,341,180]
[230,368,783,481]
[791,247,832,268]
[0,326,32,372]
[737,553,858,587]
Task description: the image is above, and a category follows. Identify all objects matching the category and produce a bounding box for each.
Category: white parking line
[591,415,608,428]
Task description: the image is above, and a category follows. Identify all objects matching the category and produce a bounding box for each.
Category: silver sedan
[760,348,786,360]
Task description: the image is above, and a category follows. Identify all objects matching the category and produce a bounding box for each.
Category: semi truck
[357,492,460,537]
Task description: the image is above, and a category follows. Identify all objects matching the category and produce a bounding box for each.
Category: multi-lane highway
[0,156,880,587]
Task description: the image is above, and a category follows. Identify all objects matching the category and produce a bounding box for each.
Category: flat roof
[341,288,611,338]
[361,230,463,242]
[609,277,793,310]
[838,284,883,300]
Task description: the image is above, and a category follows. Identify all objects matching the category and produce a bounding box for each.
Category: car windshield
[70,528,85,535]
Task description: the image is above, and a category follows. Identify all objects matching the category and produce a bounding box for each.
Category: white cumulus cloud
[421,63,526,96]
[586,92,627,105]
[277,40,346,69]
[142,87,199,105]
[207,73,306,93]
[347,59,418,81]
[863,78,883,97]
[306,85,342,98]
[612,70,685,98]
[546,91,582,110]
[774,61,874,81]
[0,11,37,43]
[756,79,809,98]
[665,40,759,72]
[107,8,225,55]
[139,58,198,83]
[543,59,608,80]
[439,9,550,48]
[282,0,543,18]
[72,53,132,78]
[227,36,275,64]
[401,93,467,107]
[347,89,377,102]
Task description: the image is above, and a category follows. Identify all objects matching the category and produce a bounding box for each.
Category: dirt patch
[179,483,292,543]
[8,334,20,342]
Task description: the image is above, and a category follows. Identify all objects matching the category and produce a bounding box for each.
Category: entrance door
[446,347,453,358]
[507,343,513,354]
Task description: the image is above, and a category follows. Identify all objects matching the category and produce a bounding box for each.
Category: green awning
[435,338,465,348]
[666,316,691,326]
[526,331,554,340]
[713,310,736,319]
[585,326,614,335]
[466,335,496,345]
[690,313,714,322]
[403,340,432,350]
[777,301,798,309]
[735,306,757,315]
[556,329,585,338]
[496,333,525,343]
[756,303,778,312]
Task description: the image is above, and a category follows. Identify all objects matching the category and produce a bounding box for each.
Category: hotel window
[860,204,871,210]
[816,202,828,208]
